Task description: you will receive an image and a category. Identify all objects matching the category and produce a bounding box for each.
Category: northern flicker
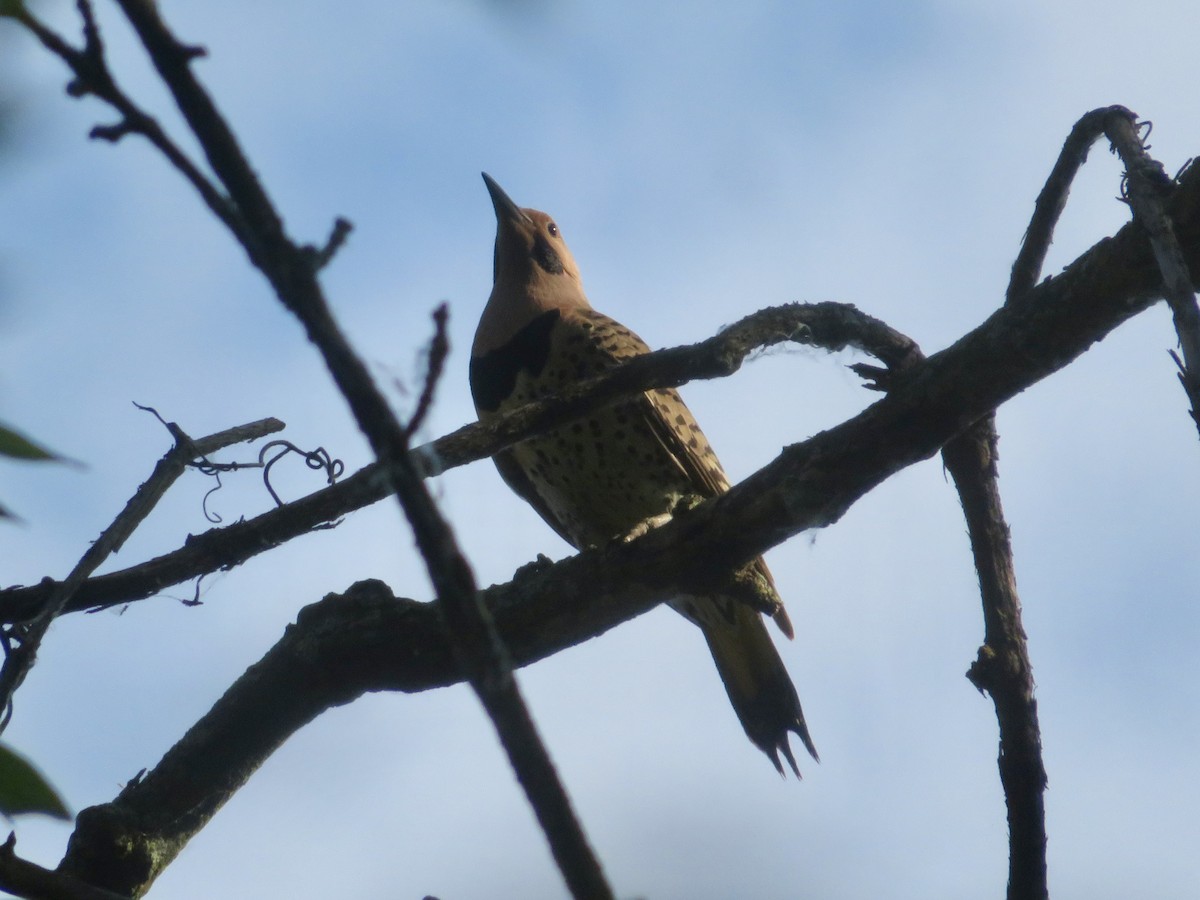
[470,173,818,776]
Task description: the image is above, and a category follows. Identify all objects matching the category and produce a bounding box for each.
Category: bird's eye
[547,222,559,237]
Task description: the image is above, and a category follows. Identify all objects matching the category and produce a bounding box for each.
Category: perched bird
[470,173,817,776]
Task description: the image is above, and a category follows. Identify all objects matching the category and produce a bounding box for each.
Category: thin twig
[305,217,354,271]
[403,303,451,441]
[1102,109,1200,434]
[105,4,615,897]
[9,2,248,248]
[0,415,282,734]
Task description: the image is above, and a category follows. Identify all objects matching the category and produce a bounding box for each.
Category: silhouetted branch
[8,1,246,245]
[0,415,282,735]
[404,303,452,440]
[947,427,1047,900]
[942,107,1138,900]
[1102,109,1200,433]
[4,148,1197,623]
[101,4,614,897]
[1008,106,1130,301]
[0,833,131,900]
[12,7,1200,896]
[0,159,1196,621]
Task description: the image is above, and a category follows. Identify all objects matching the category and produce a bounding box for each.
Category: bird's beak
[482,172,531,227]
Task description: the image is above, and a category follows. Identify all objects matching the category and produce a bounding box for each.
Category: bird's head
[482,172,584,291]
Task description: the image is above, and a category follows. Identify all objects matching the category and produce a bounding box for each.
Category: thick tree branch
[0,152,1193,623]
[58,578,623,896]
[0,833,130,900]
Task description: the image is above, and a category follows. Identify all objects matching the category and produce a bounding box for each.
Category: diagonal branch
[0,832,131,900]
[1008,106,1130,301]
[105,3,613,897]
[8,2,247,246]
[0,416,282,735]
[1101,110,1200,433]
[1,147,1196,624]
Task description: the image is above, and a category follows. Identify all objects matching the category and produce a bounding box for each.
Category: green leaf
[0,422,62,462]
[0,0,27,20]
[0,744,70,820]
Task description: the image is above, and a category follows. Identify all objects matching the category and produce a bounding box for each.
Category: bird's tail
[700,601,819,777]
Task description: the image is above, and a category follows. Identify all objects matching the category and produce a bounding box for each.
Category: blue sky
[2,1,1199,897]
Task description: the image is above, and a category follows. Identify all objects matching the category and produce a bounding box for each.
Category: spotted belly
[506,380,693,547]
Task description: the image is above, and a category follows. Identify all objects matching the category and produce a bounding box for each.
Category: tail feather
[700,601,818,777]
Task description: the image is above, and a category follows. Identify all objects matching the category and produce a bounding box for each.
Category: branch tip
[306,217,354,271]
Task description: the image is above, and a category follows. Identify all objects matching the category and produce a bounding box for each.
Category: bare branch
[56,575,673,898]
[403,303,451,441]
[0,832,131,900]
[0,302,958,620]
[110,0,288,271]
[7,2,246,246]
[1008,105,1129,302]
[944,428,1047,900]
[304,216,354,271]
[1102,109,1200,433]
[12,9,1200,891]
[936,108,1163,900]
[0,416,283,733]
[103,3,614,896]
[937,107,1144,900]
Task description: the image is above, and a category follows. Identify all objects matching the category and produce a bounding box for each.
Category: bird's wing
[572,309,794,637]
[641,386,731,498]
[569,308,731,497]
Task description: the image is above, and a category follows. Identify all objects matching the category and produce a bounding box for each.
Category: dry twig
[0,415,282,734]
